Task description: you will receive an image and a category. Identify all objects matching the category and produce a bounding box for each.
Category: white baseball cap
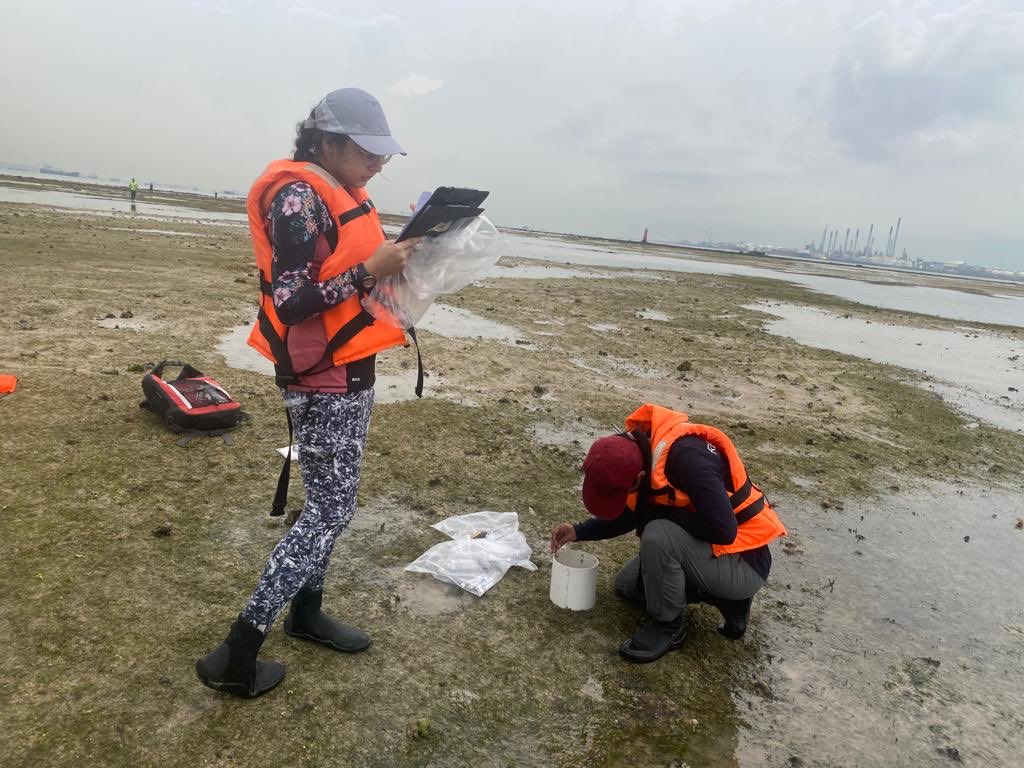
[301,88,406,156]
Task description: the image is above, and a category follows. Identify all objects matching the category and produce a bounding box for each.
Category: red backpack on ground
[140,361,247,443]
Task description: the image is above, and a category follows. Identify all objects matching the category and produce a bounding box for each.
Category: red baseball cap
[581,435,643,520]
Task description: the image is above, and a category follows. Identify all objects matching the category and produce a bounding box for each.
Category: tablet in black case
[396,187,490,241]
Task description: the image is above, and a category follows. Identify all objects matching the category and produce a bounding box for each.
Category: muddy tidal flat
[1,174,1022,767]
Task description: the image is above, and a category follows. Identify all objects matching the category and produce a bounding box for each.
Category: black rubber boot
[618,614,686,663]
[710,597,753,640]
[195,615,285,698]
[283,587,371,653]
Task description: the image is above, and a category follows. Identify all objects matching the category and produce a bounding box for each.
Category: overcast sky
[2,0,1022,269]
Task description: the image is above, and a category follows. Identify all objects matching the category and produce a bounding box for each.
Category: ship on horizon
[40,165,80,177]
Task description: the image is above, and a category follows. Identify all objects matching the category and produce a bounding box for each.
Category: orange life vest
[623,403,787,556]
[245,159,405,384]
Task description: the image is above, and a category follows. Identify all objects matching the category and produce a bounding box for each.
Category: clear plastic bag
[363,216,503,329]
[431,510,519,539]
[405,510,537,597]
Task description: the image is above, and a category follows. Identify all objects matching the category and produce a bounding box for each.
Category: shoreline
[5,170,1021,293]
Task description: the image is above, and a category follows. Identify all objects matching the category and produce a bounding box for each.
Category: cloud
[205,4,243,18]
[3,0,1022,268]
[391,73,444,98]
[827,1,1024,160]
[286,5,399,29]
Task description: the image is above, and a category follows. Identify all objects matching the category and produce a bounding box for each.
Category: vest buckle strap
[257,305,296,383]
[730,478,754,509]
[337,199,375,227]
[734,496,765,525]
[296,309,376,378]
[273,372,299,387]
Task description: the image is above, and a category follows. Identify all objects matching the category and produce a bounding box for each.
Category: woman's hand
[364,238,420,278]
[549,523,577,553]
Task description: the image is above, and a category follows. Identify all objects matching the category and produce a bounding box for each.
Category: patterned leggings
[242,388,374,633]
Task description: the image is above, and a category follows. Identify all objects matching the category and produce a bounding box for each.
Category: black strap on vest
[648,486,675,501]
[734,496,765,524]
[730,478,753,509]
[337,199,374,227]
[267,320,424,517]
[407,326,424,398]
[730,475,766,524]
[631,430,653,534]
[270,397,314,517]
[256,306,295,385]
[318,309,377,367]
[259,300,375,387]
[257,273,297,384]
[639,437,766,531]
[269,412,293,517]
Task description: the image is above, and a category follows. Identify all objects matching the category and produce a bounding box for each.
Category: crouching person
[550,403,786,663]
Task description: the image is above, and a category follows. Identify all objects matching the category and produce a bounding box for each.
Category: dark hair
[293,110,350,161]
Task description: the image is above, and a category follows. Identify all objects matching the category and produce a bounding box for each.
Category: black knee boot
[711,596,753,639]
[283,587,371,653]
[195,615,285,698]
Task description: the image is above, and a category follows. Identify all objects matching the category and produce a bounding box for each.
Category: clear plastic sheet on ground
[364,215,503,329]
[405,510,537,597]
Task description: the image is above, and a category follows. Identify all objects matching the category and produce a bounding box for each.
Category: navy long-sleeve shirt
[268,181,361,326]
[574,435,772,579]
[264,179,376,391]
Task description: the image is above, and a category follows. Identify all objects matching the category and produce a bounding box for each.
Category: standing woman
[196,88,418,698]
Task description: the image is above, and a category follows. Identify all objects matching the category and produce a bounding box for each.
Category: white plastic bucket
[549,549,599,611]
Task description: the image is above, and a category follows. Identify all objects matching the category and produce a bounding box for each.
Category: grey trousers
[614,519,766,623]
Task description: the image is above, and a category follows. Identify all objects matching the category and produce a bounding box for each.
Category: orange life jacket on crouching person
[623,403,787,556]
[245,159,406,385]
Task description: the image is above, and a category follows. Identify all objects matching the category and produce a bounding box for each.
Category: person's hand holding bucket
[549,523,577,553]
[548,522,598,611]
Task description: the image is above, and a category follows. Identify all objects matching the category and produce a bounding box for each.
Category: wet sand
[738,482,1024,766]
[750,301,1023,431]
[1,183,1022,767]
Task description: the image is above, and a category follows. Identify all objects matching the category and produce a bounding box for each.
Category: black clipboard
[396,186,489,242]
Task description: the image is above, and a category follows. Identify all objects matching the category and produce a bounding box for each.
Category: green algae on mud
[437,268,1021,495]
[1,201,1022,767]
